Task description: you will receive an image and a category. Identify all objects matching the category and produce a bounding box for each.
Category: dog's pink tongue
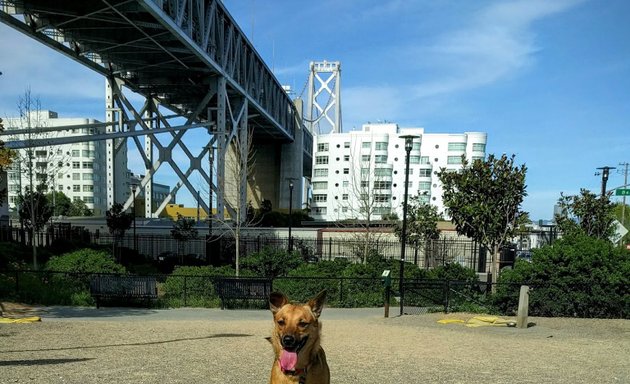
[279,350,298,371]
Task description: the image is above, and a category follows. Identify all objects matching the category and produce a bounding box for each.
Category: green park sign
[615,188,630,196]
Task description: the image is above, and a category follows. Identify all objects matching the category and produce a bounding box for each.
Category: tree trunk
[235,230,240,277]
[491,244,499,293]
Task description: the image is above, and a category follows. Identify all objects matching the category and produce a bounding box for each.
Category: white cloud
[342,85,404,131]
[408,0,584,99]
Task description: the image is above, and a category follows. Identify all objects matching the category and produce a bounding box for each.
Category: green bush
[241,247,303,277]
[160,265,235,308]
[495,233,630,318]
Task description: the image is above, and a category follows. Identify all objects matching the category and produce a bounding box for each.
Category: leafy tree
[555,189,615,240]
[171,213,199,262]
[438,154,527,285]
[17,190,53,268]
[394,195,441,244]
[68,198,93,217]
[46,191,71,216]
[0,117,17,207]
[106,203,133,260]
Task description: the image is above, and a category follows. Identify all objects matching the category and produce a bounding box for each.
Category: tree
[17,190,53,268]
[0,117,17,207]
[555,189,615,240]
[333,143,395,264]
[106,203,133,260]
[206,128,260,276]
[171,213,199,263]
[438,154,527,286]
[394,195,441,244]
[46,191,72,216]
[68,198,93,217]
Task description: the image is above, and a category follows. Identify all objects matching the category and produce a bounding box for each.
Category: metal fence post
[339,278,344,304]
[183,276,188,306]
[444,280,451,313]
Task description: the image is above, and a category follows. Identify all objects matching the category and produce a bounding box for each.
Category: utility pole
[620,162,629,227]
[596,166,615,197]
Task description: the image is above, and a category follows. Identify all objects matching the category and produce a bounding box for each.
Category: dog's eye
[277,319,285,326]
[298,321,309,328]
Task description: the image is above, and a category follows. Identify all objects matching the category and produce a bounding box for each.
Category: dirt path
[0,308,628,383]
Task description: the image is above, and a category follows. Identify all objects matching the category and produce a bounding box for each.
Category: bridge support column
[105,77,129,210]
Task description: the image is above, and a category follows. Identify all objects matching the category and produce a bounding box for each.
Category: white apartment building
[310,123,487,221]
[5,110,118,216]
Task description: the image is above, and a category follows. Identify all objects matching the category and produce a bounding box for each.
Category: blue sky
[1,0,629,220]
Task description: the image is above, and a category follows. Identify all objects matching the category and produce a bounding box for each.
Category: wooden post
[516,285,530,329]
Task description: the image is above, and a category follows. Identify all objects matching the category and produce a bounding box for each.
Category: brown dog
[268,290,330,384]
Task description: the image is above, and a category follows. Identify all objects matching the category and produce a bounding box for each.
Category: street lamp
[288,181,294,252]
[399,134,419,316]
[131,184,137,250]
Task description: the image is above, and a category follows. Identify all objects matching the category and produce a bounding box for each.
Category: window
[343,168,349,174]
[8,185,19,192]
[315,156,329,165]
[374,194,390,202]
[448,142,466,151]
[420,156,430,164]
[83,185,94,192]
[342,207,348,213]
[35,162,47,169]
[8,172,19,181]
[344,142,350,148]
[313,182,328,190]
[374,181,392,189]
[35,150,47,157]
[362,142,371,149]
[342,194,349,201]
[418,181,431,190]
[361,168,370,177]
[418,169,432,177]
[314,168,328,177]
[82,162,93,169]
[72,162,80,169]
[361,181,369,188]
[312,207,327,215]
[72,173,81,180]
[73,185,81,192]
[342,181,349,188]
[419,195,430,204]
[82,150,94,157]
[344,155,350,161]
[72,150,81,157]
[361,155,370,162]
[374,207,391,215]
[313,194,327,202]
[83,196,94,204]
[412,142,421,151]
[317,143,329,152]
[374,155,387,163]
[472,156,485,162]
[409,156,420,164]
[83,173,93,181]
[374,168,392,177]
[447,156,463,165]
[473,143,486,152]
[375,142,388,150]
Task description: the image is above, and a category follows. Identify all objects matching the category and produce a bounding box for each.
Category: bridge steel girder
[0,0,309,218]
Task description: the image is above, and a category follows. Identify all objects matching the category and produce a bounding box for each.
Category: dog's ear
[308,290,327,318]
[269,291,289,314]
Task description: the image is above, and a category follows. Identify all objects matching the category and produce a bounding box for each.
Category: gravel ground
[0,307,628,384]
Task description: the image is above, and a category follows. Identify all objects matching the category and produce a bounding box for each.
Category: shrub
[495,233,630,318]
[241,247,303,277]
[160,265,235,308]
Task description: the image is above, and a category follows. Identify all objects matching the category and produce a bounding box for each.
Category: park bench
[215,277,273,310]
[90,274,158,309]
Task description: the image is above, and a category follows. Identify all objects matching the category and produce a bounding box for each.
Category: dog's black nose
[282,335,297,348]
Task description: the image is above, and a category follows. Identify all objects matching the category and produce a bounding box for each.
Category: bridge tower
[306,61,342,134]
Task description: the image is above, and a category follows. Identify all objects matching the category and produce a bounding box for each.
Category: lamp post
[288,181,294,252]
[131,184,137,250]
[399,135,419,316]
[208,145,215,236]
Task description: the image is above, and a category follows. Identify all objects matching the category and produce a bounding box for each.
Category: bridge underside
[1,0,311,220]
